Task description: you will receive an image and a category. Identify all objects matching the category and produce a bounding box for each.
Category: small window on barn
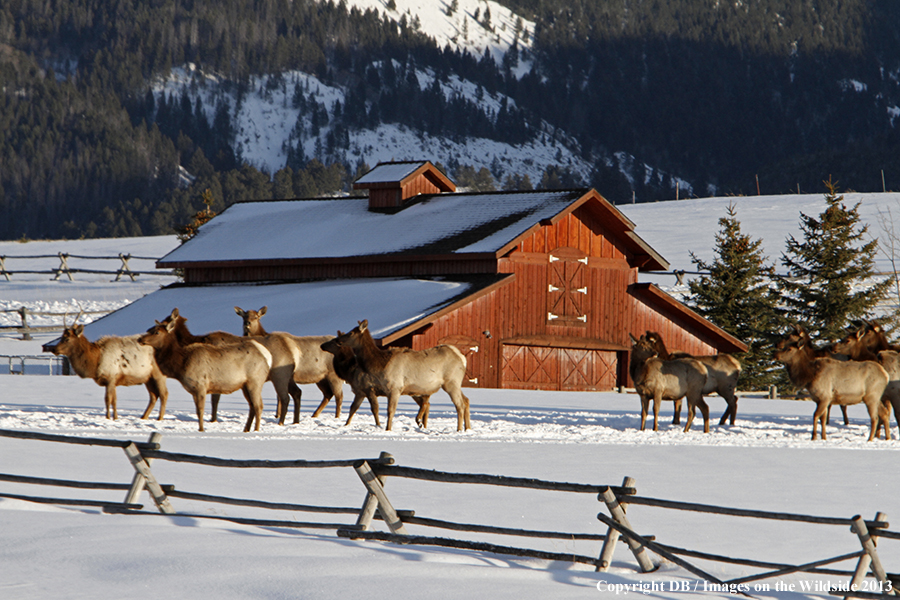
[547,247,588,325]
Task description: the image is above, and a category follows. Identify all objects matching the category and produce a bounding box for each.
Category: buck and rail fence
[0,252,176,282]
[0,428,897,596]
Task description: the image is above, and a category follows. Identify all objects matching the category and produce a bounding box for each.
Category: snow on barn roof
[81,276,510,343]
[158,189,597,265]
[354,161,431,185]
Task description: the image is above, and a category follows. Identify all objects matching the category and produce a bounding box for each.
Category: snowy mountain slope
[343,0,536,71]
[155,64,597,187]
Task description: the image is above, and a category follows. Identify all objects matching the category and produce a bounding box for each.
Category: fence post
[17,307,32,341]
[115,253,137,282]
[354,457,407,535]
[124,433,163,507]
[847,513,895,597]
[0,256,9,281]
[122,441,174,514]
[598,484,655,573]
[597,476,635,571]
[53,253,74,281]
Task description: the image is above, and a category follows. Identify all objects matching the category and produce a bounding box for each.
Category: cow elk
[774,333,891,441]
[235,306,344,424]
[628,333,710,433]
[320,336,430,428]
[331,320,470,432]
[643,331,741,425]
[138,318,273,432]
[42,325,168,421]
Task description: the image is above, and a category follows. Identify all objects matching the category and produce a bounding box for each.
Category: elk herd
[39,306,900,442]
[43,308,470,434]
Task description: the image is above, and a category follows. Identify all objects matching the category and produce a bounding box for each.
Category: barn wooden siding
[366,175,448,209]
[396,208,718,390]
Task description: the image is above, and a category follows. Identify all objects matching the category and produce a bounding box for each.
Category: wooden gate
[501,344,617,391]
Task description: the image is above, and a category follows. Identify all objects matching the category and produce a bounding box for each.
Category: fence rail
[0,427,897,593]
[0,354,69,375]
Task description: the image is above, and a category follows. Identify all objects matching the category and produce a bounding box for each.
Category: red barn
[86,160,745,391]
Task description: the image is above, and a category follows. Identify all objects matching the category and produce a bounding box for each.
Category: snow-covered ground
[3,193,900,598]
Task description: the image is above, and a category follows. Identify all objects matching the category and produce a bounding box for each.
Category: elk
[234,306,344,424]
[138,319,273,432]
[774,334,891,441]
[876,350,900,439]
[42,325,168,420]
[777,323,850,425]
[643,331,741,425]
[331,320,470,432]
[160,308,302,425]
[629,333,710,433]
[320,336,430,428]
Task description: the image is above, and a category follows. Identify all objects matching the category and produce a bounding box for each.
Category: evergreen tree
[687,203,784,390]
[778,178,891,342]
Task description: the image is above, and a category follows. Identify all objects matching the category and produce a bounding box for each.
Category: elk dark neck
[65,337,101,378]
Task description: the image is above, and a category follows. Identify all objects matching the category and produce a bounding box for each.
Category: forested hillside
[2,0,899,240]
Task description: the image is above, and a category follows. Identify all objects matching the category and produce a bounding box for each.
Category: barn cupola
[353,160,456,211]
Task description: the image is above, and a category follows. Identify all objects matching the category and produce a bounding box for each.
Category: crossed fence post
[353,452,408,535]
[121,432,173,514]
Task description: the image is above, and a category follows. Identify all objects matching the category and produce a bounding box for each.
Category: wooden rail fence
[0,307,110,340]
[0,427,897,594]
[0,252,175,282]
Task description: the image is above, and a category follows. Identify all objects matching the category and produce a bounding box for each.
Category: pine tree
[778,178,891,342]
[687,203,784,390]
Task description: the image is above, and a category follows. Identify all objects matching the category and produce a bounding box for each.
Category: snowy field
[3,193,900,598]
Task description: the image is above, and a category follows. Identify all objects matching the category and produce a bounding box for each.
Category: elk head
[235,306,267,336]
[43,324,85,354]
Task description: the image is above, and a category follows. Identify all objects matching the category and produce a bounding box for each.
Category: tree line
[2,0,900,240]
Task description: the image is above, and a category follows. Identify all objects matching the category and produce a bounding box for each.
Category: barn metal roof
[158,189,668,271]
[80,275,513,344]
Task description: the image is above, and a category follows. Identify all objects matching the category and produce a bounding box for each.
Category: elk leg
[841,405,849,425]
[288,380,303,424]
[719,390,737,426]
[315,379,339,420]
[193,393,206,432]
[241,384,264,432]
[386,390,400,432]
[210,394,221,422]
[140,382,158,420]
[413,395,431,429]
[671,398,682,425]
[639,395,649,431]
[684,398,696,433]
[365,391,381,428]
[812,402,828,440]
[344,392,365,426]
[462,393,471,431]
[443,383,469,431]
[651,395,661,431]
[697,398,710,433]
[104,384,117,420]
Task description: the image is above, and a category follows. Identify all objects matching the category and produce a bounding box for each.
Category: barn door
[501,345,618,391]
[547,247,588,325]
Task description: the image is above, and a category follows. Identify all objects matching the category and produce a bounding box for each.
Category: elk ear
[234,306,245,316]
[170,308,180,318]
[73,324,84,336]
[359,319,368,332]
[629,333,639,344]
[165,319,177,333]
[336,331,344,336]
[258,306,267,316]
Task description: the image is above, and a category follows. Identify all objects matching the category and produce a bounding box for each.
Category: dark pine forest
[2,0,900,240]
